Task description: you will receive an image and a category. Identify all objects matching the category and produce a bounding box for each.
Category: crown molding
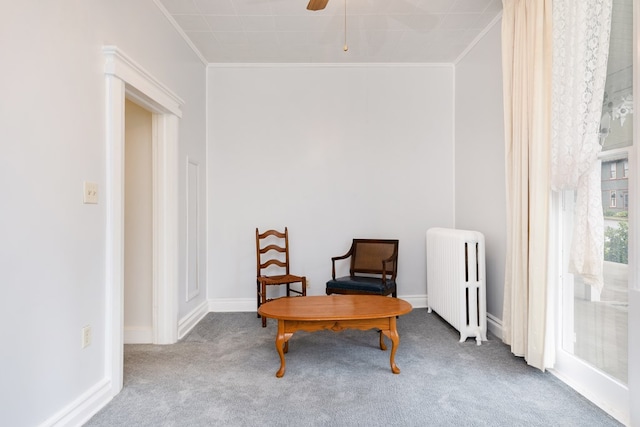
[152,0,209,66]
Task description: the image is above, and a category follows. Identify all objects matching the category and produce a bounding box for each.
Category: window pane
[562,0,631,385]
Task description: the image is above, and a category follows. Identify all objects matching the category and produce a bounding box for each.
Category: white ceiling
[155,0,503,64]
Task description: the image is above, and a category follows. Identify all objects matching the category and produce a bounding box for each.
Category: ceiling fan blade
[307,0,329,11]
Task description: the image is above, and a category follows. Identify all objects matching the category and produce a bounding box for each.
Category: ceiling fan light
[307,0,329,11]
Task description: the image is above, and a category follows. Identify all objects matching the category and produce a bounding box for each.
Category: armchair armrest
[380,249,398,283]
[331,247,353,280]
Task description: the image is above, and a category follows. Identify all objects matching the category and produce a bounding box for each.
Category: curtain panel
[502,0,613,369]
[501,0,552,370]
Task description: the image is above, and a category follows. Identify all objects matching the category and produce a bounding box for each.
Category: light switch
[83,182,98,204]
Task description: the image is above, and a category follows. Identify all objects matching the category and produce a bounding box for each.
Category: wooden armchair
[326,239,399,297]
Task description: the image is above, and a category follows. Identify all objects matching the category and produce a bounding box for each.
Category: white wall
[207,65,455,307]
[454,20,506,322]
[0,1,206,425]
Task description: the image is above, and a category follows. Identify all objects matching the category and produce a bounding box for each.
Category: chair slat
[261,259,286,269]
[260,244,286,254]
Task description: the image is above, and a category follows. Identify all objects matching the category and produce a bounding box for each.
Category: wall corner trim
[453,11,503,66]
[178,300,210,340]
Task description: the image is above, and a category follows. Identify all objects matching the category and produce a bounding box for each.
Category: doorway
[104,46,184,396]
[124,99,153,343]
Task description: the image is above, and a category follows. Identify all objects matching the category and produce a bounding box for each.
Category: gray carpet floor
[86,308,622,426]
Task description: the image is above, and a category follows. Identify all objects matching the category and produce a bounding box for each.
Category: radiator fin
[426,228,487,345]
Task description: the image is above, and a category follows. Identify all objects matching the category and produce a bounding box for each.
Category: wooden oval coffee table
[258,295,412,377]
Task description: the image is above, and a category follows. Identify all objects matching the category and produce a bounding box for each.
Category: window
[555,0,631,420]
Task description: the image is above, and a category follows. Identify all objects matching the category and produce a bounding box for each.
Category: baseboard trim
[41,378,111,427]
[398,294,428,308]
[486,312,503,340]
[178,300,209,340]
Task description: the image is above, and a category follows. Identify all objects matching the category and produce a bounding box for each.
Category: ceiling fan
[307,0,329,11]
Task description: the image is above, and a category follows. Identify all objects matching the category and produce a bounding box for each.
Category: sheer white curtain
[551,0,613,291]
[501,0,552,370]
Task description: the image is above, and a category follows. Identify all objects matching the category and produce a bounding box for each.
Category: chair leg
[261,282,267,327]
[302,277,307,296]
[256,280,261,318]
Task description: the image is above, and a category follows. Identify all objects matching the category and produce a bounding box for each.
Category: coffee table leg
[387,317,401,374]
[379,330,387,351]
[275,320,287,377]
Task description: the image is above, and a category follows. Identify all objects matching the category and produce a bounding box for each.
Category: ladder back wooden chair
[256,227,307,327]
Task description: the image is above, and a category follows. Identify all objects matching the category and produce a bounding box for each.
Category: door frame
[103,46,184,395]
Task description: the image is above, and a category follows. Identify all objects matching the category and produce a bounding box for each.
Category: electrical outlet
[82,325,92,349]
[83,182,98,204]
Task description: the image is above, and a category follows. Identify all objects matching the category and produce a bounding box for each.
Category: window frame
[624,160,629,178]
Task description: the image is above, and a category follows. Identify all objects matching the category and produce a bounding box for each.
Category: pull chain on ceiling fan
[343,0,348,51]
[307,0,348,52]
